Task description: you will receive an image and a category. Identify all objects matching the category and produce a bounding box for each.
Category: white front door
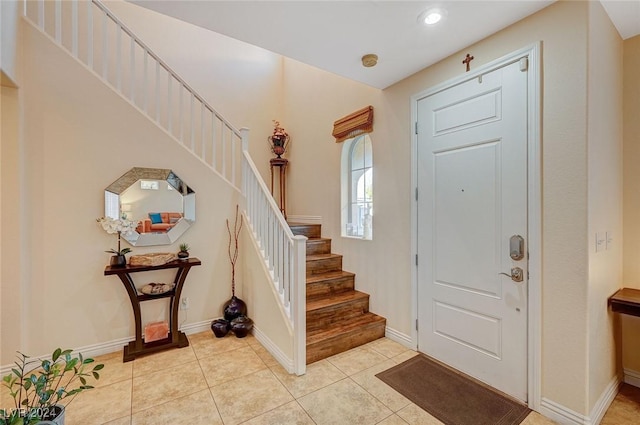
[416,59,529,402]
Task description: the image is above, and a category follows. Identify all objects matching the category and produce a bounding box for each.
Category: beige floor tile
[250,344,280,367]
[104,417,132,425]
[521,410,558,424]
[132,346,197,377]
[92,351,133,387]
[377,414,410,425]
[391,350,420,364]
[210,369,294,425]
[241,400,315,425]
[199,346,267,387]
[601,384,640,425]
[396,403,444,425]
[351,359,411,412]
[131,360,207,413]
[241,333,261,347]
[298,378,392,425]
[131,388,222,425]
[64,380,132,425]
[327,346,389,376]
[190,331,250,359]
[368,338,411,359]
[270,359,346,398]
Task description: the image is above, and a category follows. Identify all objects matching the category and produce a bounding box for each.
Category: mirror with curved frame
[105,167,195,247]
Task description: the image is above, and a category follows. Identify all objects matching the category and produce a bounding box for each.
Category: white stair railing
[23,0,306,374]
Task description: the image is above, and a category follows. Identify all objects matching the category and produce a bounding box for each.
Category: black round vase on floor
[230,315,253,338]
[211,319,230,338]
[223,296,247,321]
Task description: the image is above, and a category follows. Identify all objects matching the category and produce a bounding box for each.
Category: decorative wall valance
[332,105,374,143]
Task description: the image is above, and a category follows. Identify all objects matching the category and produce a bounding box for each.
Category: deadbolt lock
[510,235,525,261]
[499,267,524,283]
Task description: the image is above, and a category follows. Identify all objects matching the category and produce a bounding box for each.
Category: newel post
[292,234,307,375]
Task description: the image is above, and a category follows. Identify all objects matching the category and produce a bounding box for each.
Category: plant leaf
[52,348,62,362]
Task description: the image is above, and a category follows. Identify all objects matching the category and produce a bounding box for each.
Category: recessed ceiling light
[418,8,447,26]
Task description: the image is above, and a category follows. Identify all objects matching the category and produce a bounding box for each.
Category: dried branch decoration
[227,205,243,296]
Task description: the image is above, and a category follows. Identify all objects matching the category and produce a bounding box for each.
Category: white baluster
[55,0,61,43]
[102,11,108,80]
[143,50,149,113]
[71,0,78,56]
[129,38,135,102]
[116,25,121,91]
[87,2,93,69]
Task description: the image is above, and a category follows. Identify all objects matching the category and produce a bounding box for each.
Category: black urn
[211,319,230,338]
[223,296,247,321]
[230,315,254,338]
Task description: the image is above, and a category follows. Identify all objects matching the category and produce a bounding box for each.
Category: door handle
[499,267,524,283]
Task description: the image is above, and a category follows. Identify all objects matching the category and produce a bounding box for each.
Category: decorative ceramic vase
[230,315,253,338]
[177,251,189,260]
[109,254,126,267]
[210,319,230,338]
[268,135,289,158]
[223,296,247,321]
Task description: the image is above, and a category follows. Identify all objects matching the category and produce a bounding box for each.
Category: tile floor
[5,332,640,424]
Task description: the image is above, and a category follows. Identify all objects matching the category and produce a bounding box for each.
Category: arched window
[341,134,373,240]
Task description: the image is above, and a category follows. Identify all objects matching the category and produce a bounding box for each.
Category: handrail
[23,0,306,375]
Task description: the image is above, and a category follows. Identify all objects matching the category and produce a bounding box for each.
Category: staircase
[290,223,386,363]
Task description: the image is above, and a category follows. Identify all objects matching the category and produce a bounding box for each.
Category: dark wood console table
[104,258,201,362]
[609,288,640,317]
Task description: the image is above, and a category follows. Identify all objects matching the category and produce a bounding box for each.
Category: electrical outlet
[181,297,189,310]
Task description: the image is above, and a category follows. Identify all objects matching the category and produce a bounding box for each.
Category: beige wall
[622,34,640,374]
[587,0,624,411]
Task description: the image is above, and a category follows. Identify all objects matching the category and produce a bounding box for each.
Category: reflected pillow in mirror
[149,212,162,224]
[170,217,180,224]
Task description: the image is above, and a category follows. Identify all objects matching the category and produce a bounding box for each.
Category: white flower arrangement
[97,217,136,255]
[97,217,137,235]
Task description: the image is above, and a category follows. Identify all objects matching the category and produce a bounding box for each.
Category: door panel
[417,60,528,402]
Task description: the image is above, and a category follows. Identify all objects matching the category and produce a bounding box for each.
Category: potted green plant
[1,348,104,425]
[177,243,190,260]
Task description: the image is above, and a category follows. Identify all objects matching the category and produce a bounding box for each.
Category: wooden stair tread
[307,237,331,242]
[307,290,369,311]
[306,270,355,284]
[307,253,342,261]
[307,313,386,344]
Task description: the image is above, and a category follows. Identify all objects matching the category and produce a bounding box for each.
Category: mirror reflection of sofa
[137,212,183,233]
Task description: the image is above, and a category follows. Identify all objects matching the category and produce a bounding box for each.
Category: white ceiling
[130,0,640,89]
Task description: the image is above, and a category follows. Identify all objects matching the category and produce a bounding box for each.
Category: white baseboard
[624,368,640,388]
[539,374,621,425]
[539,398,588,425]
[588,375,620,425]
[287,215,322,225]
[0,319,216,376]
[251,325,294,373]
[384,326,415,350]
